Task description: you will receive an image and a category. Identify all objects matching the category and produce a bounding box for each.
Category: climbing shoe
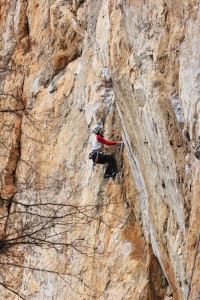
[104,174,112,178]
[111,171,118,178]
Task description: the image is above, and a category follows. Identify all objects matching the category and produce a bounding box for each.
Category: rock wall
[0,0,199,299]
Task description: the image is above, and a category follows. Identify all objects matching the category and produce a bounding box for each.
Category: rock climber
[89,124,122,178]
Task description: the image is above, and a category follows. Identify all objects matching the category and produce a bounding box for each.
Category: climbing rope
[186,233,200,300]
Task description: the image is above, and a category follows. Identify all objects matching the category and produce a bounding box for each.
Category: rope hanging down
[186,233,200,300]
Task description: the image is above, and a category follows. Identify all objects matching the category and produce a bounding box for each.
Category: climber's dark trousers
[97,153,117,176]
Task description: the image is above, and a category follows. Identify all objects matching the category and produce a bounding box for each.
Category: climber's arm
[96,135,117,145]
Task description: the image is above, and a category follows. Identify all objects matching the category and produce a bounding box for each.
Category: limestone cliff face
[0,1,200,300]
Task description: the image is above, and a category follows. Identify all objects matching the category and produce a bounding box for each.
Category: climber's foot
[104,174,112,178]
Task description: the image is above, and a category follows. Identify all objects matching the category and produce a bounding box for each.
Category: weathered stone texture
[0,0,199,299]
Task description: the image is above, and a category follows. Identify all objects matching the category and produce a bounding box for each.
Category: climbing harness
[89,150,103,163]
[89,151,102,179]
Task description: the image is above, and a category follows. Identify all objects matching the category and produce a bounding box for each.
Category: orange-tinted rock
[0,0,199,299]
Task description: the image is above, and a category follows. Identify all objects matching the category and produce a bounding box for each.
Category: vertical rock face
[0,0,199,300]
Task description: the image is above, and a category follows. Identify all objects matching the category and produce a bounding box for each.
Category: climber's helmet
[92,124,104,135]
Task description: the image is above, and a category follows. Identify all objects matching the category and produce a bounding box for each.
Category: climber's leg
[97,154,117,178]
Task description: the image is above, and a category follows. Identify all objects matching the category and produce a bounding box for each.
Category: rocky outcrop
[0,0,199,299]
